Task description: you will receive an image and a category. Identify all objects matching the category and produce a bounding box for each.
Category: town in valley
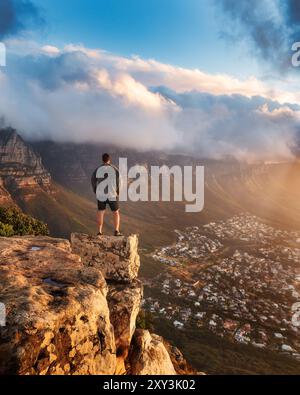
[142,214,300,361]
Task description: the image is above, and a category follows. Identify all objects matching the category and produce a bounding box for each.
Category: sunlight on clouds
[41,45,60,56]
[61,44,300,104]
[1,40,300,161]
[94,69,173,110]
[6,39,300,104]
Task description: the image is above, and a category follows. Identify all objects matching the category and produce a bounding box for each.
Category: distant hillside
[33,140,300,243]
[0,128,97,238]
[1,128,300,245]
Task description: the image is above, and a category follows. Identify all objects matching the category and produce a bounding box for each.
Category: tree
[136,309,154,331]
[0,206,49,236]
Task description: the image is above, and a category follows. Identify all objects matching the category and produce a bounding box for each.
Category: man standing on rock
[91,153,123,236]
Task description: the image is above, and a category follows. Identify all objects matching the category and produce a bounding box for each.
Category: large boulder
[0,236,116,375]
[71,233,140,283]
[107,280,143,374]
[129,329,177,375]
[0,234,196,376]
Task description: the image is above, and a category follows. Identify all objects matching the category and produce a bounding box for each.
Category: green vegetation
[0,222,14,237]
[16,184,96,238]
[136,309,155,332]
[0,206,49,236]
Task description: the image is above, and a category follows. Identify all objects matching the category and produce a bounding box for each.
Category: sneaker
[114,230,123,237]
[97,232,103,236]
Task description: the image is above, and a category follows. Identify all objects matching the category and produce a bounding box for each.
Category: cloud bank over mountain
[1,41,300,161]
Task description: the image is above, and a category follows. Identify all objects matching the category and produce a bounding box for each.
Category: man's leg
[113,210,120,232]
[97,210,105,234]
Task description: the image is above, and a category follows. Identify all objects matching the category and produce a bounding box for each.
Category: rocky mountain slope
[33,139,300,239]
[2,128,300,246]
[0,128,51,199]
[0,233,196,375]
[0,128,101,237]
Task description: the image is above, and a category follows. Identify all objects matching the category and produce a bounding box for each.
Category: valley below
[140,214,300,374]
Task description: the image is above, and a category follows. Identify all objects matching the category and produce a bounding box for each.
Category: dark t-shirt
[91,163,120,197]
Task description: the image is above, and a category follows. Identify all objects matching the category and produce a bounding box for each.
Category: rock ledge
[0,233,197,375]
[71,233,140,283]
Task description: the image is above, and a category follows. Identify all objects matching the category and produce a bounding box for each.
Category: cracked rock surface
[0,236,116,375]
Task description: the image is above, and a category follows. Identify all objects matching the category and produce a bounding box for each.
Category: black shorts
[97,198,119,212]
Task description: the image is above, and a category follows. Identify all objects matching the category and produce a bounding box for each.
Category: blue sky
[33,0,258,77]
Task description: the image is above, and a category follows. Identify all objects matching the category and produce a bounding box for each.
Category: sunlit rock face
[71,233,140,283]
[0,233,192,376]
[0,236,116,375]
[129,329,177,375]
[0,128,51,198]
[107,280,143,374]
[0,178,13,205]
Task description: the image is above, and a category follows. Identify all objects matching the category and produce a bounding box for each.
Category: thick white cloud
[0,72,179,150]
[60,43,300,104]
[0,40,300,161]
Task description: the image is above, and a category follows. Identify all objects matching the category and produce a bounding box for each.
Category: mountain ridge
[1,128,300,244]
[0,127,51,202]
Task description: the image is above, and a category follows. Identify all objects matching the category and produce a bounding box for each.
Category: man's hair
[102,153,111,163]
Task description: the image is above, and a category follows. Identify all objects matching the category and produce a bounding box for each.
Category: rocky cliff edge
[0,233,194,375]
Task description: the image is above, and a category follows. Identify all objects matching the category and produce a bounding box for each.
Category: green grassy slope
[13,183,96,238]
